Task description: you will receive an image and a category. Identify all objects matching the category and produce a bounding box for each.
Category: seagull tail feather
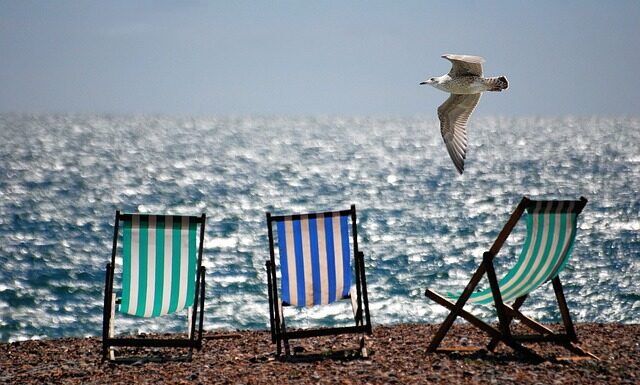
[485,76,509,91]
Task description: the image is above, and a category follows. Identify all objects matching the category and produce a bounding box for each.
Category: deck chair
[102,211,207,362]
[425,197,597,361]
[265,204,372,357]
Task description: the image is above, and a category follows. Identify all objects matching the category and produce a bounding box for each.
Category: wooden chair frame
[102,211,207,362]
[425,197,597,361]
[265,204,372,357]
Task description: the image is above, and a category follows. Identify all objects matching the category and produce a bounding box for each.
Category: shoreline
[2,322,639,384]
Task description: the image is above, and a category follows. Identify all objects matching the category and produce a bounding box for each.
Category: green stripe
[528,210,569,290]
[536,203,559,280]
[551,213,577,278]
[520,211,548,284]
[185,219,197,307]
[546,210,568,279]
[152,216,165,317]
[168,217,182,314]
[135,218,149,316]
[121,218,132,312]
[498,211,535,288]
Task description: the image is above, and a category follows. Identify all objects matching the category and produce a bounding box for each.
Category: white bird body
[428,74,493,94]
[421,54,508,174]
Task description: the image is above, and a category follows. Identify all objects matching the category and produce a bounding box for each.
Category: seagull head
[420,77,437,86]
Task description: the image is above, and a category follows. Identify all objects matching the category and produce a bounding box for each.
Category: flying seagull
[420,54,508,174]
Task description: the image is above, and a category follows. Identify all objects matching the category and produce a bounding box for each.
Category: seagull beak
[419,81,427,85]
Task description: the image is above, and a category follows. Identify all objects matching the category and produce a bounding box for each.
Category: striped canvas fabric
[119,215,198,317]
[450,200,580,305]
[275,212,352,307]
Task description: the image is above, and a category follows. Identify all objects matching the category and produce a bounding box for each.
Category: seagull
[420,54,508,174]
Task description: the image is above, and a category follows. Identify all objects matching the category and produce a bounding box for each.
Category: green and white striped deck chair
[265,205,372,357]
[102,211,206,361]
[425,197,597,361]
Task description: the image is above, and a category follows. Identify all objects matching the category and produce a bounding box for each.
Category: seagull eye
[430,78,435,81]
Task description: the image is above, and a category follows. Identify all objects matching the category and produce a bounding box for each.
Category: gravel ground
[1,323,638,384]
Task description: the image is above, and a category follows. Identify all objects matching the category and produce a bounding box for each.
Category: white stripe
[300,216,314,307]
[332,213,344,299]
[176,216,190,311]
[128,215,140,315]
[144,215,157,317]
[284,218,298,306]
[160,216,173,316]
[316,214,329,305]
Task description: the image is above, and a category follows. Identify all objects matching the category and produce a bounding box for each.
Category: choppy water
[0,114,638,343]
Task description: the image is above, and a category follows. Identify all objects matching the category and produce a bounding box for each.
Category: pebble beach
[2,323,638,384]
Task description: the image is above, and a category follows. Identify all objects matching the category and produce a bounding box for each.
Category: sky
[1,1,639,117]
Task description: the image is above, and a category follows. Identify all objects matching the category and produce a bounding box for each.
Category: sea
[1,114,638,343]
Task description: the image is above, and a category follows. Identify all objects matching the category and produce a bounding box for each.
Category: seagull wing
[442,54,484,77]
[437,93,481,174]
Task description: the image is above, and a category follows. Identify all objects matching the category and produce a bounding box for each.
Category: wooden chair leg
[198,268,206,345]
[359,335,368,358]
[552,277,577,341]
[425,289,464,352]
[283,338,291,356]
[484,252,511,340]
[109,293,116,361]
[487,296,528,351]
[425,261,488,352]
[102,264,111,361]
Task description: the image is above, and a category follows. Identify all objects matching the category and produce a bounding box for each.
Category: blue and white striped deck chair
[102,211,207,361]
[425,197,597,361]
[265,205,372,357]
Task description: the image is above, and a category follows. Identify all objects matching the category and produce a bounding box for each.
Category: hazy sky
[1,1,639,116]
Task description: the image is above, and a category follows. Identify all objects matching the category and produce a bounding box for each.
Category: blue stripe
[292,219,306,306]
[340,215,351,297]
[276,221,291,305]
[324,215,337,303]
[309,218,321,306]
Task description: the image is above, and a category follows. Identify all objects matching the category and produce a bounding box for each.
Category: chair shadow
[436,348,551,365]
[250,345,369,364]
[107,353,192,365]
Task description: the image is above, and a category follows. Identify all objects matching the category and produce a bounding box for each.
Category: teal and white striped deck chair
[425,197,597,361]
[102,211,206,361]
[265,205,372,357]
